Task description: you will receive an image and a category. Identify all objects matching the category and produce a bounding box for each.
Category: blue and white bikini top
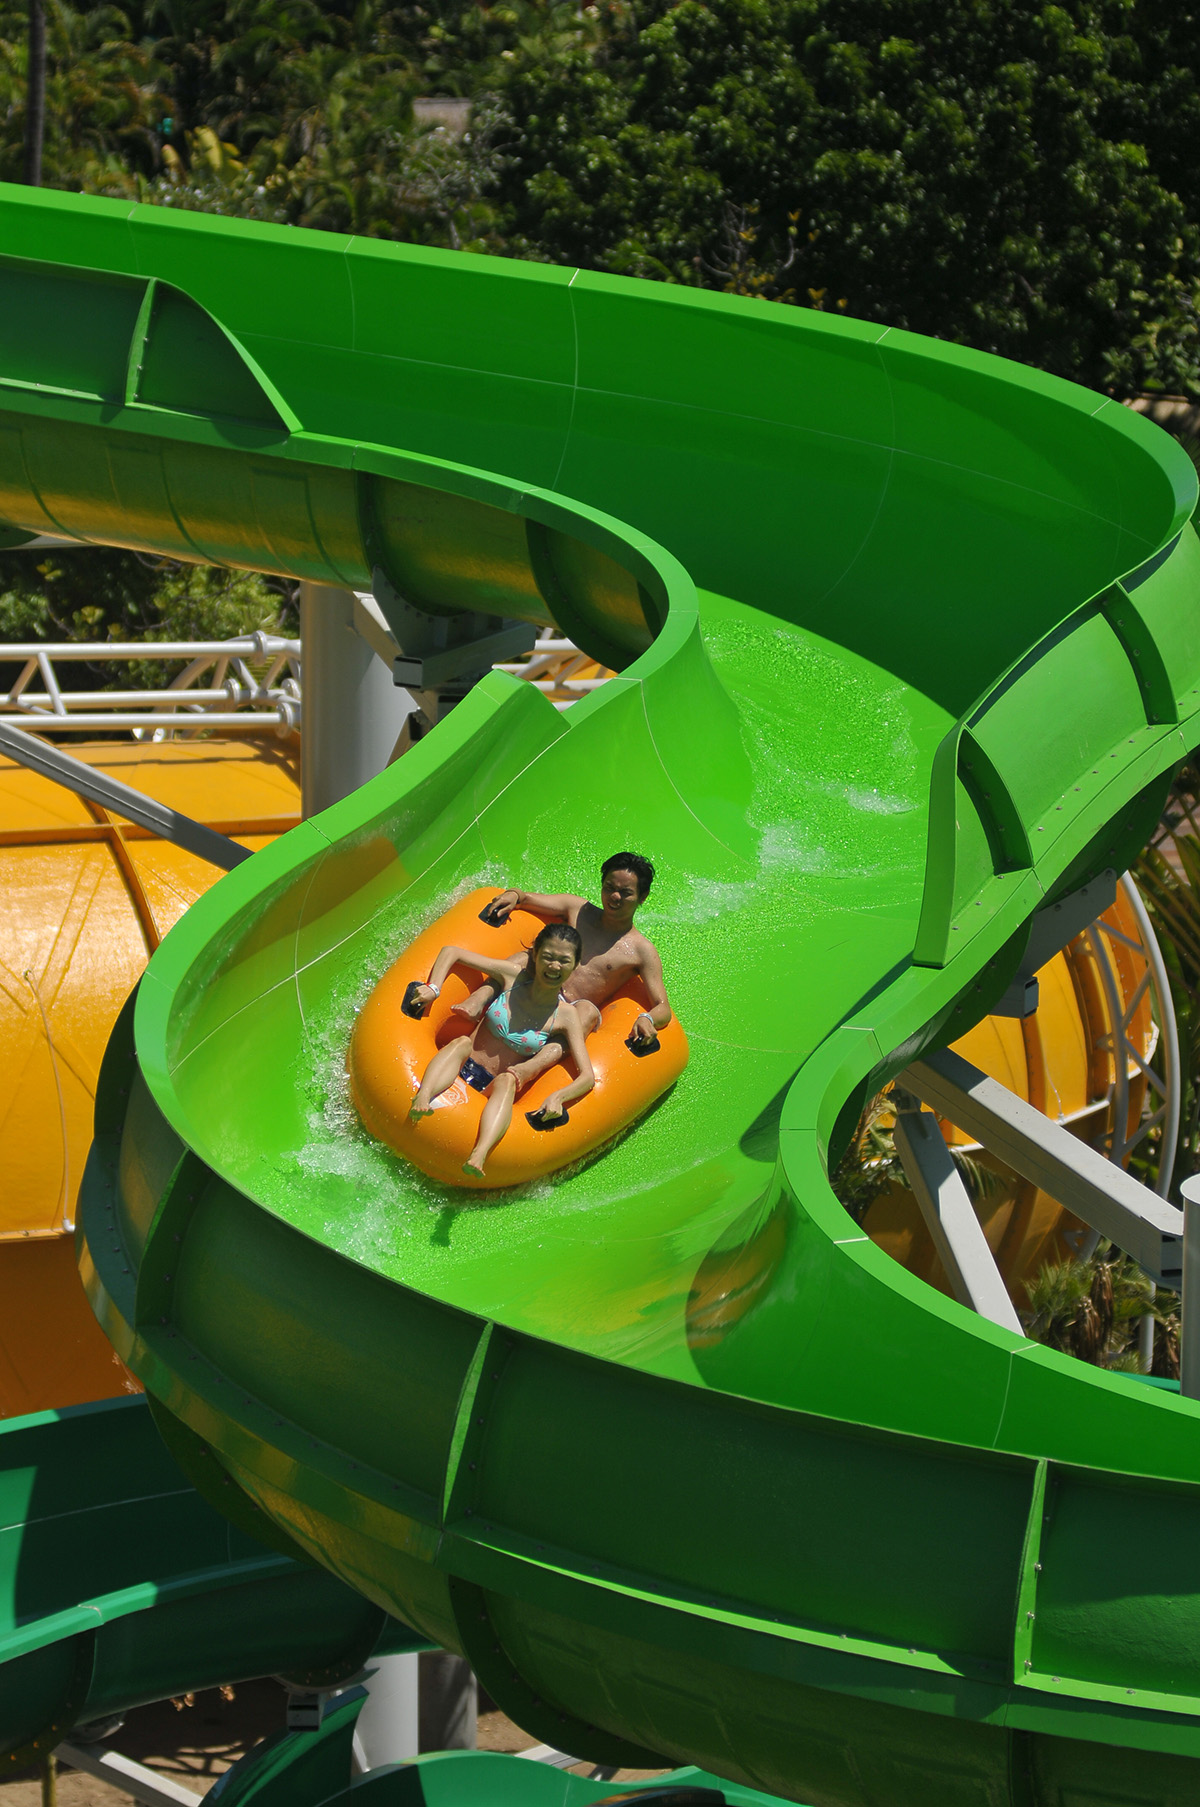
[485,986,552,1054]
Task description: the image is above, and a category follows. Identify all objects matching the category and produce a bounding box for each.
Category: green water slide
[3,182,1200,1805]
[0,1395,427,1773]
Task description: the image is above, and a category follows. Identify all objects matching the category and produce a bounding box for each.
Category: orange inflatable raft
[349,889,688,1189]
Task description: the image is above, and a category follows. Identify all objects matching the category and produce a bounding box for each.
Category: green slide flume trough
[1,184,1200,1804]
[0,1395,427,1772]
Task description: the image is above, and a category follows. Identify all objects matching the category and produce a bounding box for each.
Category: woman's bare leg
[411,1035,474,1120]
[464,1072,518,1176]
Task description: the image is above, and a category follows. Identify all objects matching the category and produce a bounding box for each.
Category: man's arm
[487,888,585,925]
[631,940,672,1041]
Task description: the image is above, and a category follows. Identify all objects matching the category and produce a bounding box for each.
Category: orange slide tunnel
[0,735,300,1417]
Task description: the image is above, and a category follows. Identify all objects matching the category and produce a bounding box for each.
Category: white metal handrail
[0,634,302,737]
[0,626,602,738]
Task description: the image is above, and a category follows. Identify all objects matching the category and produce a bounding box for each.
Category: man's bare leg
[411,1035,474,1120]
[451,982,495,1026]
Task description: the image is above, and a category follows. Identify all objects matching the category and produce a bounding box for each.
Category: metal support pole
[55,1744,202,1805]
[299,584,413,819]
[891,1091,1023,1333]
[904,1047,1184,1285]
[418,1650,477,1751]
[0,721,249,870]
[1179,1177,1200,1400]
[353,1653,420,1771]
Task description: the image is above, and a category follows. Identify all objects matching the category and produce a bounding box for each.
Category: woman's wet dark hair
[601,851,654,899]
[523,921,583,982]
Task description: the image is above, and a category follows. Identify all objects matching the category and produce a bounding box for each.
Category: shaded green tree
[0,548,293,694]
[1024,1243,1178,1378]
[498,0,1200,395]
[1136,758,1200,1197]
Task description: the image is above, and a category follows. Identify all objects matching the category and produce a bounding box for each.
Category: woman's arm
[417,944,520,1001]
[540,1005,596,1116]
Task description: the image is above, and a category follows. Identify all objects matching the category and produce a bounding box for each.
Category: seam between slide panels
[548,268,581,499]
[0,1485,194,1536]
[990,1345,1020,1453]
[809,333,898,614]
[636,681,751,866]
[344,235,358,355]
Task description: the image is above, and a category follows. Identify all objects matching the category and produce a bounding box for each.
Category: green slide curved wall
[2,183,1200,1804]
[0,1395,426,1771]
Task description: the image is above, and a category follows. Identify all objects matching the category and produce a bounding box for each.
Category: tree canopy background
[1,0,1199,643]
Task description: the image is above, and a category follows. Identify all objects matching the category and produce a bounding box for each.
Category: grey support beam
[1179,1177,1200,1400]
[993,870,1117,1017]
[0,721,250,871]
[891,1092,1024,1334]
[905,1046,1183,1285]
[56,1743,204,1806]
[300,583,414,818]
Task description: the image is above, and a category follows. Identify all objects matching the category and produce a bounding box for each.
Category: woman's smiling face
[533,937,579,988]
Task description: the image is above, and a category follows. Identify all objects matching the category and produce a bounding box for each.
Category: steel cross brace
[903,1046,1183,1285]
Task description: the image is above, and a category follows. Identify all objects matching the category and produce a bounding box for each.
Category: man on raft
[467,851,673,1072]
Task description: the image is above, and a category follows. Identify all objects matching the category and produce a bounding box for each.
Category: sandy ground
[1,1683,666,1805]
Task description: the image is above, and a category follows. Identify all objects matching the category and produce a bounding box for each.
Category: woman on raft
[407,923,595,1178]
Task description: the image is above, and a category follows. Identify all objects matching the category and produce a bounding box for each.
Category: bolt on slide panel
[2,185,1200,1804]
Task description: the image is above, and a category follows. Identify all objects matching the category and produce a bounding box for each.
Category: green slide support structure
[1,183,1200,1804]
[207,1686,785,1806]
[0,1395,429,1775]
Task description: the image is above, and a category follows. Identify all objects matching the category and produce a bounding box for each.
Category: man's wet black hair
[601,851,654,900]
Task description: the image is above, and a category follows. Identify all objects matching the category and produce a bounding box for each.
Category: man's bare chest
[574,932,637,990]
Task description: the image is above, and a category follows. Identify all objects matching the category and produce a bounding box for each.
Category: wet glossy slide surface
[2,184,1200,1803]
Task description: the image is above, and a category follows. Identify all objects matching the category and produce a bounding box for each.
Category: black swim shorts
[460,1057,493,1093]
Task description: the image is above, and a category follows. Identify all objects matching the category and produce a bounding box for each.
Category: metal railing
[493,637,614,710]
[0,634,302,737]
[0,626,609,739]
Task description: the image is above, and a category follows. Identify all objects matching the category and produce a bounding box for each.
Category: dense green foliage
[0,548,293,690]
[0,1,548,244]
[501,0,1200,395]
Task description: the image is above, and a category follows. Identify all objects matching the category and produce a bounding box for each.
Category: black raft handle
[625,1031,661,1057]
[478,899,508,926]
[525,1105,569,1131]
[401,981,429,1019]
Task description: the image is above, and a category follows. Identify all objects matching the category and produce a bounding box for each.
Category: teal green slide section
[0,1394,428,1772]
[208,1686,784,1806]
[2,183,1200,1803]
